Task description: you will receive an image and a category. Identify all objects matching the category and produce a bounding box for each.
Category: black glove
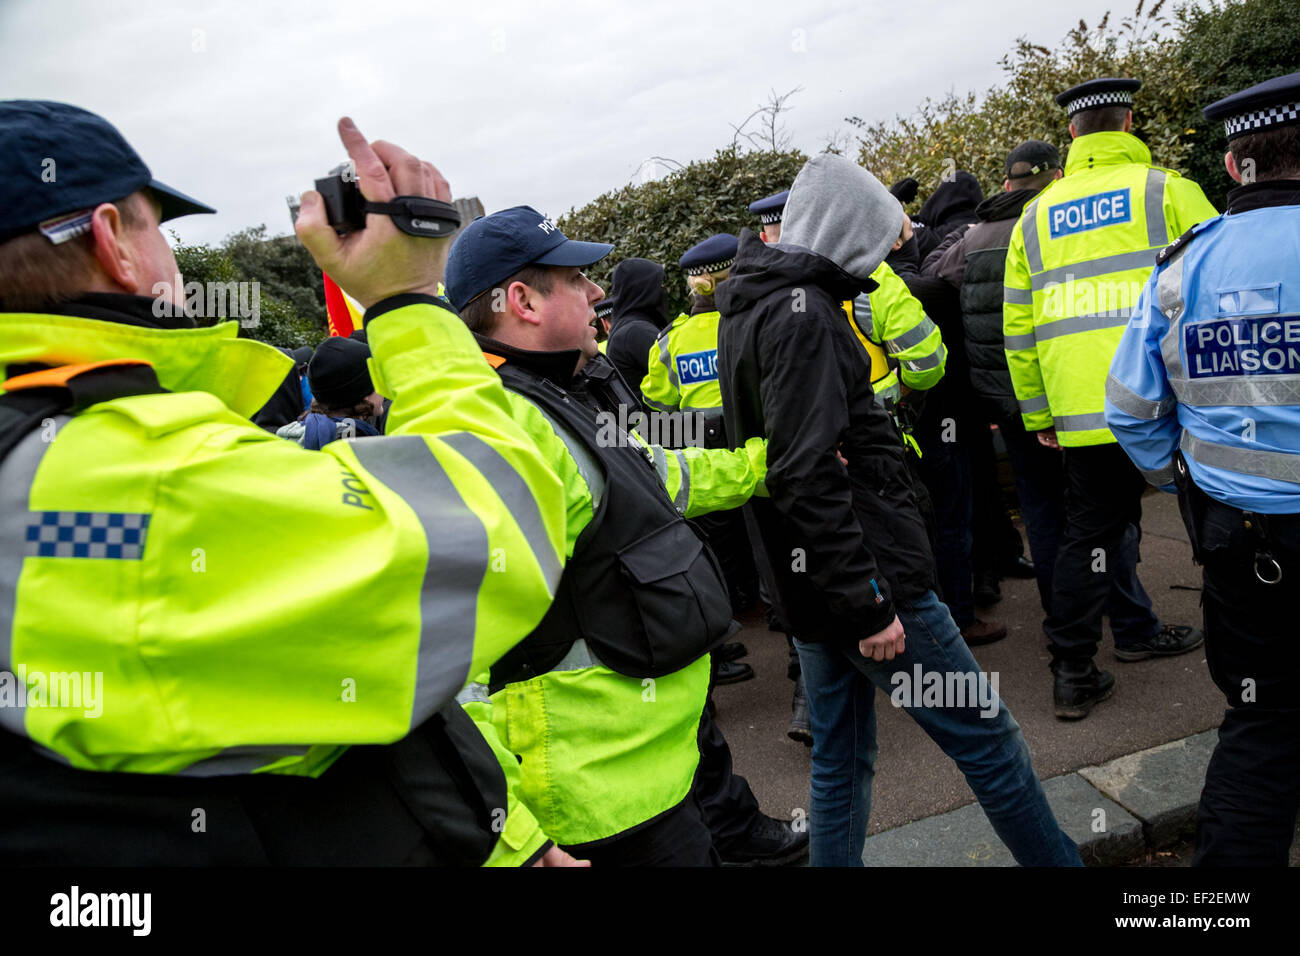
[889,177,920,204]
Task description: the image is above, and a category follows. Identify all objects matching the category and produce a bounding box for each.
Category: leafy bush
[853,1,1203,210]
[172,229,325,351]
[557,147,806,316]
[1174,0,1300,209]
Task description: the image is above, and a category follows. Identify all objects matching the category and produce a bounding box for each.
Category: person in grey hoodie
[715,153,1080,868]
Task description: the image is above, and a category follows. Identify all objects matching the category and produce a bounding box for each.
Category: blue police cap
[1204,71,1300,142]
[1055,78,1141,117]
[747,190,789,225]
[0,100,214,245]
[679,234,738,276]
[445,205,613,311]
[593,298,614,319]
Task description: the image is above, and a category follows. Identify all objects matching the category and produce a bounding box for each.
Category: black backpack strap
[0,362,167,460]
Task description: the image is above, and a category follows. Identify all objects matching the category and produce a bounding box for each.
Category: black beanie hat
[308,336,373,408]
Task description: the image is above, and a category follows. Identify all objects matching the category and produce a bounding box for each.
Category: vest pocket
[597,519,734,677]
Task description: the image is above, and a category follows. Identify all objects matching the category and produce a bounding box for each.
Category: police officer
[1107,71,1300,866]
[0,104,573,865]
[1004,77,1219,719]
[446,207,807,866]
[642,233,757,685]
[593,297,614,351]
[748,190,789,243]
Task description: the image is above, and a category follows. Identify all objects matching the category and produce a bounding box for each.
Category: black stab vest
[489,356,737,690]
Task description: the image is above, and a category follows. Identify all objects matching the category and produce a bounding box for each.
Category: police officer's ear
[87,195,154,297]
[505,278,545,328]
[1224,150,1245,184]
[1123,110,1133,133]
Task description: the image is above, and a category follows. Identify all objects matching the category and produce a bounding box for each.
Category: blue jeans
[795,590,1082,867]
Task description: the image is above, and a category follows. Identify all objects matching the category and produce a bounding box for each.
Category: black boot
[787,676,812,746]
[719,814,809,867]
[1052,659,1115,720]
[973,568,1002,607]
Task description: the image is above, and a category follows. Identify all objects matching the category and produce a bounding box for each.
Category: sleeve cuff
[363,292,452,325]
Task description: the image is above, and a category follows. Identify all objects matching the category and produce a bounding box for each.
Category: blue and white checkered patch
[24,511,151,559]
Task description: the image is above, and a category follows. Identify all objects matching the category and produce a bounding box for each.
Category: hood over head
[916,171,984,230]
[715,229,874,318]
[779,154,901,283]
[608,257,670,331]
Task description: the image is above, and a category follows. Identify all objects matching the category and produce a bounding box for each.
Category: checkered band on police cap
[684,258,734,276]
[1064,89,1135,116]
[1222,101,1300,140]
[758,211,782,224]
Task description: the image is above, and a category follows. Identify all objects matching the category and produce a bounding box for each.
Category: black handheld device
[289,162,462,239]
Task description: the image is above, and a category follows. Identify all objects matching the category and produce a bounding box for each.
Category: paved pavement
[712,488,1232,852]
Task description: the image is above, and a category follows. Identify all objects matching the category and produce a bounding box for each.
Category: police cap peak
[679,234,738,275]
[1204,71,1300,142]
[747,190,790,224]
[1055,78,1141,117]
[0,100,215,245]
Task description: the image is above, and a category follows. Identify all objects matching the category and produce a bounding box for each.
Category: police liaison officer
[1106,71,1300,866]
[1003,78,1218,719]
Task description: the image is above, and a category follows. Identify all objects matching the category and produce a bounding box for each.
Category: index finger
[337,116,396,203]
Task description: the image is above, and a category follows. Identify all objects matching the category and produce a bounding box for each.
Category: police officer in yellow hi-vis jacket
[1003,78,1219,719]
[447,209,807,866]
[0,102,577,867]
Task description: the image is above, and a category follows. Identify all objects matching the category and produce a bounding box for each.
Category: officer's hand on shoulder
[296,116,452,309]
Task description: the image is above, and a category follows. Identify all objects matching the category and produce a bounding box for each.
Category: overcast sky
[2,0,1134,247]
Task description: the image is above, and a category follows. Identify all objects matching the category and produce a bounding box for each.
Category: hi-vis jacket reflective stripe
[842,261,946,406]
[1004,131,1219,447]
[487,361,767,845]
[0,298,567,865]
[1107,199,1300,514]
[641,309,723,415]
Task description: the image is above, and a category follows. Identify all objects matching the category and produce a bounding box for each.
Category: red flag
[322,272,358,337]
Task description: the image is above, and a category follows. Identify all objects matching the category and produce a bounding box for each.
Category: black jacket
[924,187,1038,422]
[605,258,670,402]
[716,230,937,643]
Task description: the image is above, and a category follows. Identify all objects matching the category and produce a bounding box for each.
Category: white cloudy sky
[2,0,1136,246]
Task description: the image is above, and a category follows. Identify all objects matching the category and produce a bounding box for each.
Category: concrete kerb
[861,730,1218,866]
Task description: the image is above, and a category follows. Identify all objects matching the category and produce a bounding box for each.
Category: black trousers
[1044,443,1160,661]
[560,795,718,867]
[691,704,763,852]
[1192,496,1300,866]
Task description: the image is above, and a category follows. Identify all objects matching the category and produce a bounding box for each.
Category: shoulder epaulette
[1157,222,1208,266]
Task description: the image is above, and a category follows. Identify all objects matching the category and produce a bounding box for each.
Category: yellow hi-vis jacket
[0,295,567,866]
[842,261,946,406]
[641,309,724,415]
[1003,131,1218,446]
[484,363,768,846]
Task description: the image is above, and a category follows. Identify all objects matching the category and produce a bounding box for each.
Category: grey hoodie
[779,154,901,282]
